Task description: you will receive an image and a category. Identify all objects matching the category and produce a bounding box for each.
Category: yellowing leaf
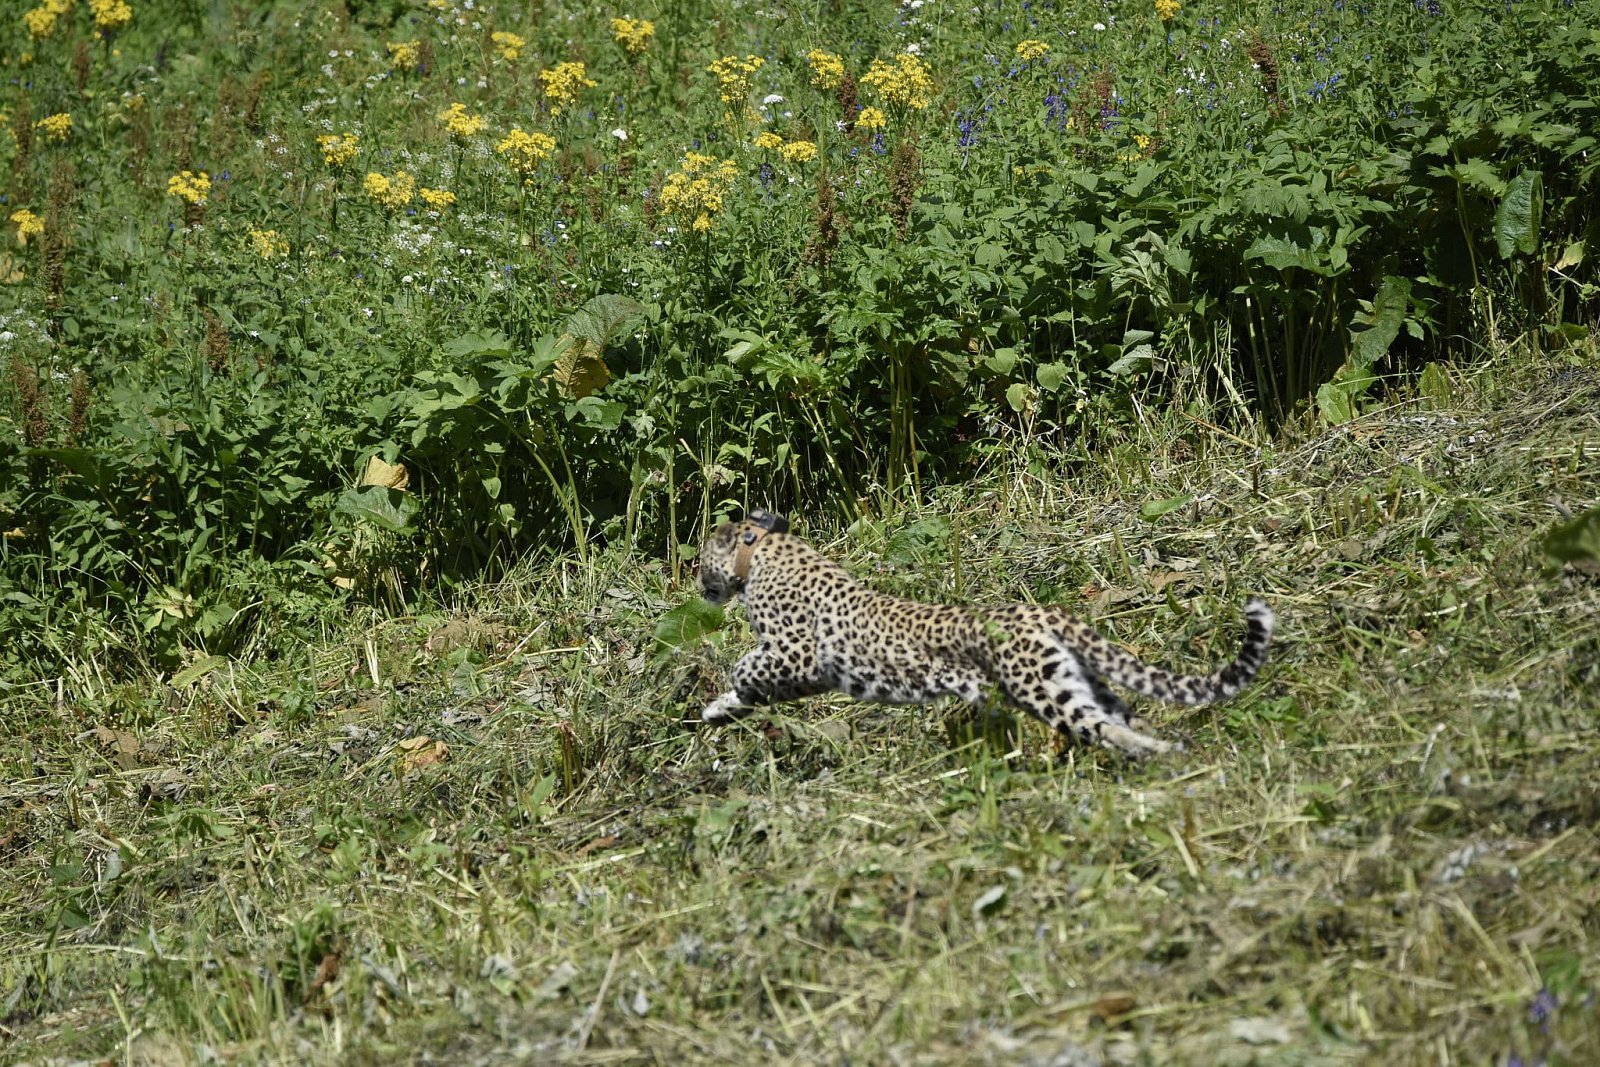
[550,335,611,399]
[397,735,449,775]
[0,254,23,284]
[361,455,409,490]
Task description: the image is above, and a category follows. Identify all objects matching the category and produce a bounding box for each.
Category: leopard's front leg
[702,638,827,724]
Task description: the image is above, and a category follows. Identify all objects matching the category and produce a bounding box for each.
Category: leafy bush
[1,0,1595,673]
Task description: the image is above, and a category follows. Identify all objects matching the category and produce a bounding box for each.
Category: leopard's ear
[747,510,790,534]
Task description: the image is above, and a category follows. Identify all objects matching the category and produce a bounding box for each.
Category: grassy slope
[3,349,1598,1066]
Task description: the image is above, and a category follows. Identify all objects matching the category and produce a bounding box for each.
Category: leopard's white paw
[702,692,746,723]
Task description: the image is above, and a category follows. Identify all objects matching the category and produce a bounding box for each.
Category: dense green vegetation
[2,0,1596,669]
[2,0,1598,1062]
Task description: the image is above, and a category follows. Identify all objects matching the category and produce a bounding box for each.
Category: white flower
[762,93,785,105]
[905,42,922,54]
[1093,22,1106,31]
[611,127,628,141]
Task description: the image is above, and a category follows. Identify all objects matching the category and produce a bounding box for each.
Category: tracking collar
[731,509,790,581]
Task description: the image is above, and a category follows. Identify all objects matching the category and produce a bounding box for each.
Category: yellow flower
[807,50,845,91]
[23,6,60,39]
[860,52,933,111]
[538,62,596,115]
[659,152,739,233]
[317,132,360,168]
[89,0,132,34]
[779,140,817,164]
[610,17,654,55]
[437,102,486,139]
[246,229,289,260]
[10,209,44,245]
[491,31,525,61]
[1155,0,1181,20]
[855,106,888,130]
[418,187,456,209]
[167,170,211,205]
[753,131,784,151]
[363,170,415,210]
[1016,40,1050,62]
[496,128,556,181]
[34,112,72,142]
[388,40,421,71]
[707,55,764,105]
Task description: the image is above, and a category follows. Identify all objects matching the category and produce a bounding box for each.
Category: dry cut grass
[2,350,1598,1065]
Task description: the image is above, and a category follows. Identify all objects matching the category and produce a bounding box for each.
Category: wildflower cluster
[856,106,888,131]
[491,31,524,61]
[10,209,44,245]
[167,170,212,205]
[388,40,421,70]
[418,187,456,209]
[538,62,596,115]
[317,133,360,168]
[496,128,556,182]
[755,133,816,164]
[659,153,739,233]
[1155,0,1181,21]
[707,55,764,105]
[610,17,654,55]
[860,52,934,112]
[35,113,72,142]
[806,50,845,91]
[23,0,71,39]
[90,0,132,35]
[1015,40,1050,62]
[438,102,486,139]
[247,229,289,260]
[363,171,416,210]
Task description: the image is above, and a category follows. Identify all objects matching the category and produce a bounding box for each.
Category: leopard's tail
[1076,598,1275,706]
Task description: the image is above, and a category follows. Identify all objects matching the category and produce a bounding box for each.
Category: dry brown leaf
[307,952,342,997]
[360,456,409,490]
[1090,992,1137,1022]
[396,736,449,775]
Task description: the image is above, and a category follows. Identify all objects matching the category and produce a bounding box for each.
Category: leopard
[693,510,1274,759]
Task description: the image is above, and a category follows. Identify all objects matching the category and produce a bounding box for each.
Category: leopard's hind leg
[996,636,1173,759]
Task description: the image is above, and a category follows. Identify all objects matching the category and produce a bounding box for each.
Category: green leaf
[884,516,951,565]
[1035,362,1071,392]
[1107,344,1155,377]
[1005,383,1034,413]
[1544,505,1600,568]
[1495,169,1544,259]
[172,655,228,688]
[1139,492,1194,522]
[1318,275,1412,424]
[335,485,420,534]
[653,598,725,656]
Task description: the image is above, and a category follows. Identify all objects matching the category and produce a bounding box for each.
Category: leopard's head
[697,509,790,604]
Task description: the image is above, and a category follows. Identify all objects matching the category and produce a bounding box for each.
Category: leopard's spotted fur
[695,511,1274,759]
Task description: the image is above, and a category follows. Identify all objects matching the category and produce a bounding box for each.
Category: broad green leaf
[1139,492,1194,521]
[1005,382,1034,413]
[335,485,420,534]
[1495,170,1544,259]
[885,516,952,564]
[172,655,228,688]
[1544,505,1600,567]
[1107,344,1155,377]
[653,598,725,656]
[1319,275,1412,424]
[1036,362,1071,392]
